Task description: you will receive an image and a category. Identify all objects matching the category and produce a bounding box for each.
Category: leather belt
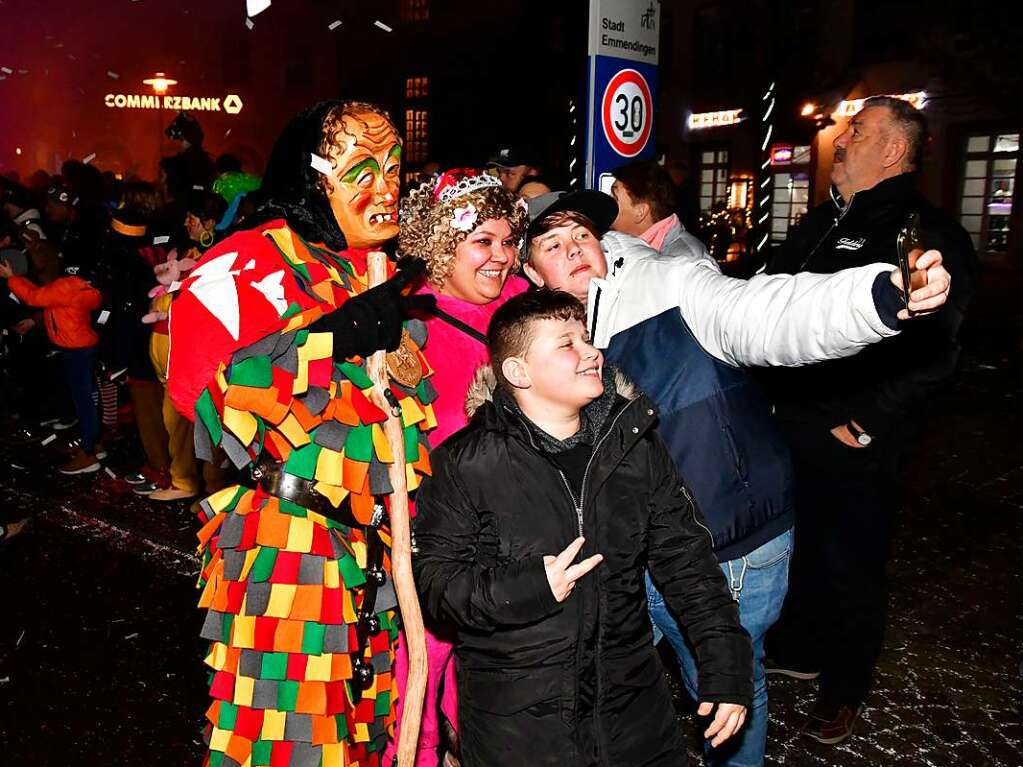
[251,461,387,700]
[252,461,360,528]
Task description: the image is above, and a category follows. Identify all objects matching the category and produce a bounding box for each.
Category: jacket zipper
[683,483,715,547]
[588,284,603,344]
[799,188,855,271]
[557,470,584,537]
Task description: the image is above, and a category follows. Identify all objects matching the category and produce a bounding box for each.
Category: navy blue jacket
[604,309,794,561]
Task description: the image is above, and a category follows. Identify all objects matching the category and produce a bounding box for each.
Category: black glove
[309,258,435,358]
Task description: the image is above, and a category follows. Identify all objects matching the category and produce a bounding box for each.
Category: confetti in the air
[82,152,97,164]
[310,153,333,176]
[104,467,117,479]
[374,20,393,32]
[107,70,119,79]
[0,66,12,74]
[246,0,271,17]
[41,434,57,446]
[328,19,342,31]
[97,310,110,325]
[225,128,232,137]
[245,17,254,30]
[153,235,170,245]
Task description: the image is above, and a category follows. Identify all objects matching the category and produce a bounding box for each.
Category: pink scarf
[641,214,679,252]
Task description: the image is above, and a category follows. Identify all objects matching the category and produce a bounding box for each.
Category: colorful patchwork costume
[168,220,435,767]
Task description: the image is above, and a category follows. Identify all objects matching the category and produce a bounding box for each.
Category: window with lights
[405,109,429,163]
[699,149,730,213]
[960,132,1018,256]
[405,77,428,99]
[768,145,811,242]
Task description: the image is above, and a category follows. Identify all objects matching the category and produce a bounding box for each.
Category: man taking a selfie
[763,96,977,744]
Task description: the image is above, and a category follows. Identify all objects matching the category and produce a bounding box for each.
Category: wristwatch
[847,421,873,446]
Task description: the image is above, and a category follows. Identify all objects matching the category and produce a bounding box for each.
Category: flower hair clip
[450,203,479,232]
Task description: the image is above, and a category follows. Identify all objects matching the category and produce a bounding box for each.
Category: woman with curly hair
[384,168,529,767]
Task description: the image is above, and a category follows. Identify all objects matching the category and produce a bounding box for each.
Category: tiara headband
[432,168,503,204]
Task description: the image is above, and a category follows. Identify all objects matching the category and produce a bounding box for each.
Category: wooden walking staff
[365,250,427,767]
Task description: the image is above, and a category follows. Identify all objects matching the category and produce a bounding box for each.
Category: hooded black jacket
[763,173,977,441]
[413,368,753,767]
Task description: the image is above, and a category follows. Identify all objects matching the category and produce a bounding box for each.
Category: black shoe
[132,481,161,495]
[764,656,821,680]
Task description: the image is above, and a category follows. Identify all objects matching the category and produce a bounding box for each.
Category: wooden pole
[364,251,427,767]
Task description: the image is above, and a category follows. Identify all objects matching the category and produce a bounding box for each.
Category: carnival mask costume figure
[384,169,529,767]
[167,101,437,767]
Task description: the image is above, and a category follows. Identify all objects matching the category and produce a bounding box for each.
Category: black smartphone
[896,212,926,315]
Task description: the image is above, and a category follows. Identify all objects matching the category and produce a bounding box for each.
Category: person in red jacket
[1,255,103,474]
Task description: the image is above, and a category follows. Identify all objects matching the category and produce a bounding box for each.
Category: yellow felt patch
[261,708,287,740]
[264,584,297,618]
[223,406,258,446]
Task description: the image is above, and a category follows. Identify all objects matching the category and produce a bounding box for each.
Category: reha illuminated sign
[687,109,744,130]
[104,93,244,114]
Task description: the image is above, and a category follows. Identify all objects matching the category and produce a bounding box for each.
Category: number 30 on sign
[601,68,653,158]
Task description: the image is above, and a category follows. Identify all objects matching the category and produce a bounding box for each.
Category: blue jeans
[647,527,793,767]
[62,346,99,453]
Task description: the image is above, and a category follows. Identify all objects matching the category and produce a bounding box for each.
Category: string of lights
[754,81,776,255]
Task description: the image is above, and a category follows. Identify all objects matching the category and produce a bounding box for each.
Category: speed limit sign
[601,68,653,158]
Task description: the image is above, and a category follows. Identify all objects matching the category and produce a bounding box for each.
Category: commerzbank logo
[104,92,245,114]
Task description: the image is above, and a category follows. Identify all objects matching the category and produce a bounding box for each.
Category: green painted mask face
[324,111,402,248]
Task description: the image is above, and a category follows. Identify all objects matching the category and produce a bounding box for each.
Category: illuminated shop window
[405,109,429,163]
[699,149,729,212]
[960,132,1018,255]
[401,0,429,23]
[405,77,428,99]
[770,172,810,242]
[768,144,811,242]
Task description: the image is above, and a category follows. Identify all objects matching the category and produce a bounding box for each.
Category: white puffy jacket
[588,231,899,366]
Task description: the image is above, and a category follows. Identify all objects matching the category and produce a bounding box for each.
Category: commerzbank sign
[104,93,244,115]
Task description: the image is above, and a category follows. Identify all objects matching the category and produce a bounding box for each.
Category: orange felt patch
[311,713,340,745]
[290,398,322,432]
[295,681,328,715]
[225,732,251,764]
[342,456,370,494]
[290,585,325,622]
[349,490,375,526]
[273,619,306,653]
[330,653,353,681]
[255,509,291,549]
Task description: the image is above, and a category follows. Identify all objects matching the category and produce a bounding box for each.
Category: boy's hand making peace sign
[544,537,604,602]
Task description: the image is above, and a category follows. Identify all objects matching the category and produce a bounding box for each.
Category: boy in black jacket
[413,290,753,766]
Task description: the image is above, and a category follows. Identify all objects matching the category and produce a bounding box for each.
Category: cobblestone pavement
[1,300,1020,766]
